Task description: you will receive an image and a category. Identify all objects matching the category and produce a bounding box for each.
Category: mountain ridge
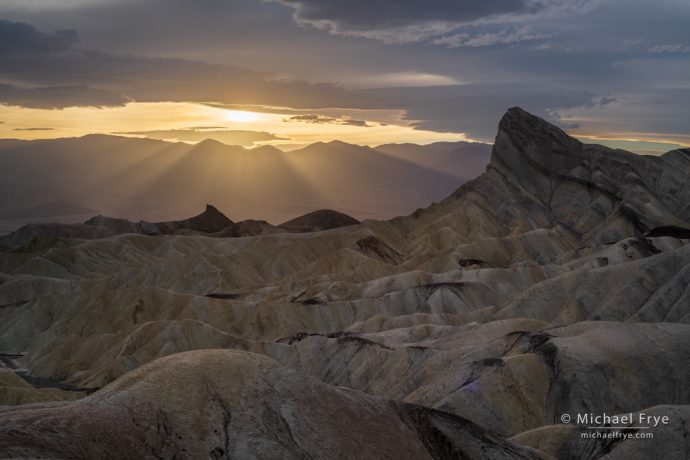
[0,136,491,232]
[0,205,366,250]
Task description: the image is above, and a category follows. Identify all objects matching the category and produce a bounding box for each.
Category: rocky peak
[175,204,234,232]
[202,204,226,219]
[490,107,585,181]
[484,107,689,240]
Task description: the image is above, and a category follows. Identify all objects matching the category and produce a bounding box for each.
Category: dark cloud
[0,0,688,145]
[432,26,549,48]
[13,127,55,131]
[0,83,128,109]
[0,17,623,142]
[0,19,371,110]
[273,0,599,42]
[648,44,690,54]
[598,96,618,106]
[362,84,603,141]
[286,114,370,127]
[279,0,533,29]
[0,19,77,55]
[116,128,287,147]
[571,87,690,142]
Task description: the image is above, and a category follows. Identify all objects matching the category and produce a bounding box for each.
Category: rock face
[488,107,689,243]
[0,108,688,458]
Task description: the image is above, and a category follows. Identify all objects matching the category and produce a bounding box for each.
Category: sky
[0,0,688,152]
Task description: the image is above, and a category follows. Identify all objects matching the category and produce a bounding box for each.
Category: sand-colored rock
[0,369,83,406]
[0,350,542,459]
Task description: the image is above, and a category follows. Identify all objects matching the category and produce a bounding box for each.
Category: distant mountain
[0,136,491,233]
[279,209,360,233]
[0,205,363,249]
[83,204,234,235]
[0,204,233,249]
[375,140,490,177]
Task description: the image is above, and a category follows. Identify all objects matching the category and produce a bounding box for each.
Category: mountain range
[0,108,688,459]
[0,136,490,234]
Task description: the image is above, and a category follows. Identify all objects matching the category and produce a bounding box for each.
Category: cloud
[363,83,604,141]
[116,128,287,147]
[0,18,615,142]
[649,44,690,54]
[1,1,688,148]
[0,20,370,111]
[0,18,77,55]
[547,86,690,148]
[0,83,129,109]
[546,96,617,131]
[285,114,370,127]
[272,0,600,43]
[349,72,462,88]
[13,127,55,131]
[620,38,643,49]
[0,0,113,9]
[433,26,549,48]
[598,96,618,105]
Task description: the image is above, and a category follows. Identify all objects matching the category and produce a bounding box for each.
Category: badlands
[0,108,688,459]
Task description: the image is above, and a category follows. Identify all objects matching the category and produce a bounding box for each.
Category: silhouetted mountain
[1,206,363,249]
[212,219,279,238]
[279,209,360,233]
[375,140,490,177]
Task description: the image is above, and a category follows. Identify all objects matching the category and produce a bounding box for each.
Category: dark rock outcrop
[145,204,234,234]
[86,204,234,235]
[279,209,360,233]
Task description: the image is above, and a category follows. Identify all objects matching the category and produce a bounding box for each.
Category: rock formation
[0,108,688,458]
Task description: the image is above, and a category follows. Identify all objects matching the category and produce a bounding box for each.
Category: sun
[224,110,259,123]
